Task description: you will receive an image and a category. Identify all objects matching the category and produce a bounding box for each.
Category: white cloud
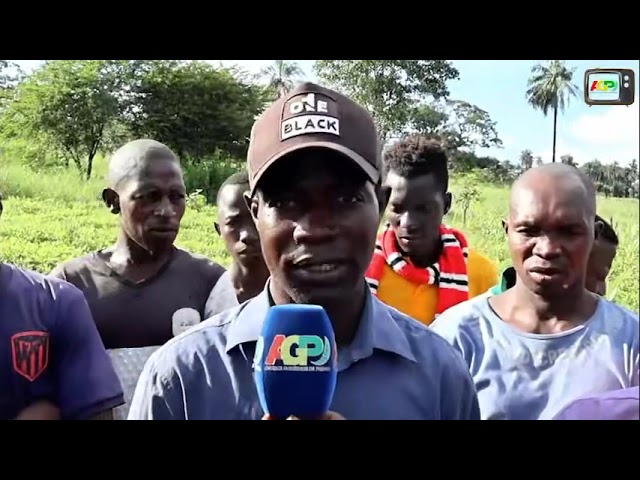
[555,103,639,165]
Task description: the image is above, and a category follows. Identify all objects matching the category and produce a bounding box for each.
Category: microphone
[253,304,338,420]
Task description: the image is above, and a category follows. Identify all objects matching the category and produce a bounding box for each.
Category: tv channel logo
[584,68,635,106]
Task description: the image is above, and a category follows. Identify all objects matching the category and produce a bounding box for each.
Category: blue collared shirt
[128,286,480,420]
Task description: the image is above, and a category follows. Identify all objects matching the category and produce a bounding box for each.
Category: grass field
[1,156,638,312]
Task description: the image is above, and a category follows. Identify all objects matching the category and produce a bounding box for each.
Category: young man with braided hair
[365,135,498,326]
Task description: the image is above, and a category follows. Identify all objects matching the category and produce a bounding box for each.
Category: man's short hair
[595,214,619,246]
[383,135,449,193]
[108,139,179,190]
[216,170,249,203]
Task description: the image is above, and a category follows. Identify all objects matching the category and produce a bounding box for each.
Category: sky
[11,59,640,166]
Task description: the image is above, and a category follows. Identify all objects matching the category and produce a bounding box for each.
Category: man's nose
[239,226,258,245]
[399,211,420,234]
[293,206,337,244]
[154,197,175,217]
[532,235,563,258]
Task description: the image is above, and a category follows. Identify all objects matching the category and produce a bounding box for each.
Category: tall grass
[1,155,638,312]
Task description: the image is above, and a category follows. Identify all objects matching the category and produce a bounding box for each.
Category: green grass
[1,158,638,312]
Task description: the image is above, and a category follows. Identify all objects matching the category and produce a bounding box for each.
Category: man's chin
[286,277,364,307]
[524,275,574,297]
[288,285,351,306]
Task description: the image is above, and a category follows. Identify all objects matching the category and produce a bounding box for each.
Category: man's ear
[376,185,391,221]
[102,188,120,215]
[594,219,604,240]
[214,222,221,236]
[443,192,452,215]
[244,192,259,223]
[501,219,508,235]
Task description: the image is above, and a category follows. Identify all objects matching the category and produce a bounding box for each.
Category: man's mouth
[398,234,427,244]
[528,266,565,282]
[297,262,341,273]
[238,248,261,257]
[529,266,563,275]
[149,226,178,234]
[290,257,351,282]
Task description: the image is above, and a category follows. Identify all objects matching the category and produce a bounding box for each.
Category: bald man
[432,164,639,420]
[50,139,236,419]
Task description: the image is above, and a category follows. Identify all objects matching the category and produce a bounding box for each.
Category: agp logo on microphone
[254,334,333,372]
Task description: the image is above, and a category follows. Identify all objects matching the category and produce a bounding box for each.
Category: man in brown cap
[129,83,480,420]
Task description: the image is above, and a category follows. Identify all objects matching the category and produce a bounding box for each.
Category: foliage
[0,61,24,109]
[407,99,503,161]
[455,172,483,225]
[519,149,534,171]
[186,189,207,212]
[0,60,268,180]
[123,61,268,162]
[0,60,126,179]
[1,162,637,312]
[526,60,579,163]
[315,60,459,142]
[259,60,304,100]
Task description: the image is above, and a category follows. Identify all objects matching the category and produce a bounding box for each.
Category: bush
[183,151,244,204]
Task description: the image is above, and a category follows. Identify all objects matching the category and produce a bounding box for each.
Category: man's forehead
[219,184,249,207]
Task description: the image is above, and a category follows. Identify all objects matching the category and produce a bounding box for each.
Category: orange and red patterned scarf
[365,223,470,317]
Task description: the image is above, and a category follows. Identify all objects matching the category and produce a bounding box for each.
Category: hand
[14,400,60,420]
[262,411,346,420]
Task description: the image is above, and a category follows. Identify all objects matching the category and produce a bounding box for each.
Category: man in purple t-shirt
[1,194,124,420]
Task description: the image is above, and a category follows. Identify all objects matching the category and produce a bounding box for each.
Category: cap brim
[250,141,380,196]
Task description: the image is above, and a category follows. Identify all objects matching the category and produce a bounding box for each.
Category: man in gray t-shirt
[50,139,236,418]
[432,164,639,420]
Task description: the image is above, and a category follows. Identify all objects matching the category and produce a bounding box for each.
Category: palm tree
[259,60,304,99]
[526,60,579,163]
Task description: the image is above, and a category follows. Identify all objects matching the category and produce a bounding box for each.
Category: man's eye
[338,193,363,204]
[272,198,296,209]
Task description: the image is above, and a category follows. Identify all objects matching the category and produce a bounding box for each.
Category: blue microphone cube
[253,304,338,420]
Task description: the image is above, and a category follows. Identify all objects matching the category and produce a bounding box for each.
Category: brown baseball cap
[247,82,381,194]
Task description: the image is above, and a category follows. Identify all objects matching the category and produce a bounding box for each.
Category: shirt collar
[224,281,417,368]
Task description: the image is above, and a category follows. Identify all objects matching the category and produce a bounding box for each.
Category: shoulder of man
[378,298,480,419]
[430,293,491,342]
[6,263,84,303]
[140,301,245,383]
[48,252,100,283]
[6,263,93,338]
[377,297,474,372]
[174,248,226,283]
[466,249,499,282]
[595,297,639,340]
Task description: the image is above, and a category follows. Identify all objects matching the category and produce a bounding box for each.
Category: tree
[519,149,534,171]
[560,153,577,166]
[315,60,459,142]
[0,60,125,179]
[526,60,578,163]
[407,99,502,168]
[259,60,304,99]
[0,60,25,110]
[124,61,268,161]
